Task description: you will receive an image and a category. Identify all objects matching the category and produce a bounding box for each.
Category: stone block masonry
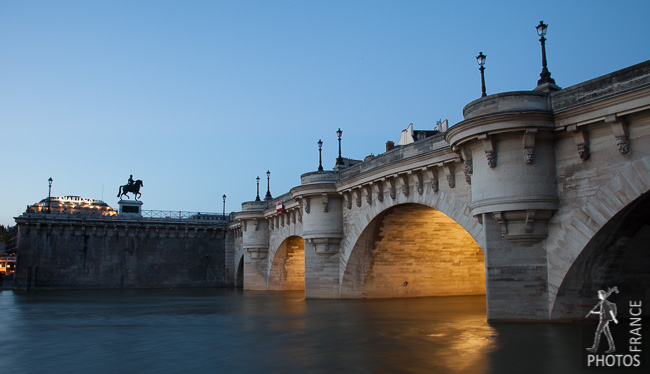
[268,236,304,290]
[14,214,227,289]
[361,204,484,298]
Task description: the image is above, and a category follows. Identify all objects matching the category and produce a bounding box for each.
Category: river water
[0,289,646,373]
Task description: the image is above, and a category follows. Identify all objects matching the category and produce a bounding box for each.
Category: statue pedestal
[118,200,143,216]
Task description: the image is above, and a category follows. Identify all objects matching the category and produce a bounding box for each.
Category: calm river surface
[0,289,646,373]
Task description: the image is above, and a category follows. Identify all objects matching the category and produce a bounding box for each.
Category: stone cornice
[290,182,339,198]
[336,147,457,192]
[550,60,650,113]
[233,202,267,222]
[227,220,241,231]
[241,201,268,211]
[446,111,555,148]
[262,191,293,206]
[14,214,226,229]
[300,170,339,185]
[16,217,225,239]
[462,91,550,120]
[469,195,559,216]
[339,135,448,180]
[553,86,650,129]
[263,198,301,220]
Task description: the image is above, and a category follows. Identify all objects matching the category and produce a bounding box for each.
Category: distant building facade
[26,195,117,216]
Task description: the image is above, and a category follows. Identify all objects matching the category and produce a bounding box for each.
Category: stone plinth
[118,200,143,216]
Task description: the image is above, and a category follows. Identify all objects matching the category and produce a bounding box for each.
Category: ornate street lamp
[264,170,272,201]
[536,20,556,86]
[222,194,226,220]
[476,52,487,97]
[255,176,261,201]
[336,128,344,166]
[47,177,53,213]
[317,139,324,171]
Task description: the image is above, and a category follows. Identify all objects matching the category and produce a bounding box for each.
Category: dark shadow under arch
[552,191,650,319]
[235,255,244,289]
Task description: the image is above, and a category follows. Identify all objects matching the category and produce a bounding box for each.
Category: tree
[0,225,9,246]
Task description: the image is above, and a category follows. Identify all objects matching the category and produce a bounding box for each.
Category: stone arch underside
[551,190,650,319]
[340,204,485,298]
[340,189,484,280]
[235,254,244,288]
[549,155,650,319]
[268,235,305,290]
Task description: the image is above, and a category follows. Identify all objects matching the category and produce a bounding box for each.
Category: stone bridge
[229,61,650,321]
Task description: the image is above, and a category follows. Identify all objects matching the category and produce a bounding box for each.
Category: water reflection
[0,289,647,373]
[425,318,496,372]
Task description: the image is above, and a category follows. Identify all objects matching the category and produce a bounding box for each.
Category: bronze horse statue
[117,180,144,200]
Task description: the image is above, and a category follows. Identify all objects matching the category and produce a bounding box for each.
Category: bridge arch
[340,203,485,298]
[268,235,305,290]
[340,189,483,277]
[549,156,650,319]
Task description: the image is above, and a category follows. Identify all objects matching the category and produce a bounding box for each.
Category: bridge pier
[242,253,269,290]
[292,171,343,298]
[483,214,550,320]
[448,91,560,320]
[236,201,270,290]
[304,238,342,298]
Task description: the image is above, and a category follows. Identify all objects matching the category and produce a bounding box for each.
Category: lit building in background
[26,196,117,217]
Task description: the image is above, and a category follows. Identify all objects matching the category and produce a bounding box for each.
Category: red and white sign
[276,201,283,213]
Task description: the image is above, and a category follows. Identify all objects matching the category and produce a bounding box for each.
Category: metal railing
[18,210,230,223]
[140,210,228,221]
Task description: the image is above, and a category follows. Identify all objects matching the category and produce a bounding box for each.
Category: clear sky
[1,0,649,226]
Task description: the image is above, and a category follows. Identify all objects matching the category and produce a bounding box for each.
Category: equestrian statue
[117,174,144,201]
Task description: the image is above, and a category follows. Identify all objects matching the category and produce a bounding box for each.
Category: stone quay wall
[13,213,228,289]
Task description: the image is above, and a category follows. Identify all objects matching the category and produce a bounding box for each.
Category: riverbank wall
[12,213,229,289]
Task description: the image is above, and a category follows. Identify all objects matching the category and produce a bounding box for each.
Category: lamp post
[47,177,53,213]
[255,176,261,201]
[264,170,272,200]
[336,128,344,166]
[222,194,226,220]
[317,139,324,171]
[536,20,556,86]
[476,52,487,97]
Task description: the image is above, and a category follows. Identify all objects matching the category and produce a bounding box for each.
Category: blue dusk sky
[1,0,649,226]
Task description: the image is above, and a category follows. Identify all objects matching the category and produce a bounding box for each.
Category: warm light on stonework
[269,236,305,290]
[342,204,485,298]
